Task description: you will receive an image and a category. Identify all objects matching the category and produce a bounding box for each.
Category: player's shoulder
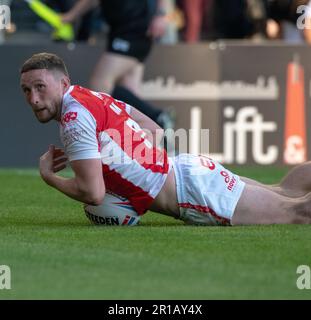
[63,85,94,106]
[66,85,113,107]
[61,90,95,130]
[63,85,102,118]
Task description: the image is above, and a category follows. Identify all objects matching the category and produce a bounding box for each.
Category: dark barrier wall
[0,42,310,167]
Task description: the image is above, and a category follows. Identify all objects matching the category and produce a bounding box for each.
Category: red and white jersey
[60,85,171,215]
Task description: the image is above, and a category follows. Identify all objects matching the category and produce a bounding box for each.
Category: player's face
[20,69,68,123]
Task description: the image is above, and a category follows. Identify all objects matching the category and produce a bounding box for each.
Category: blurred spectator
[159,0,182,44]
[264,0,311,44]
[179,0,212,42]
[62,0,175,133]
[178,0,265,41]
[246,0,268,39]
[212,0,256,39]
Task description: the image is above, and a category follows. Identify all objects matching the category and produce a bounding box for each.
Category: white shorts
[172,154,245,226]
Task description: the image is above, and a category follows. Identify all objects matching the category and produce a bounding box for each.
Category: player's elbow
[85,191,105,206]
[79,184,105,206]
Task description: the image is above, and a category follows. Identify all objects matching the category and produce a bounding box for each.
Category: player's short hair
[20,52,69,77]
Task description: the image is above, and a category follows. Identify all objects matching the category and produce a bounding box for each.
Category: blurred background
[1,0,311,167]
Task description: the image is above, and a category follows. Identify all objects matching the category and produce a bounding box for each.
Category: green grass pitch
[0,167,311,300]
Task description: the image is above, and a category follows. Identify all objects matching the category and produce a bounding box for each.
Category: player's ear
[61,76,70,90]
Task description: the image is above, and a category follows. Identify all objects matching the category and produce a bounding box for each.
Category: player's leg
[240,176,282,194]
[119,62,145,96]
[89,52,138,93]
[112,65,176,132]
[232,183,311,225]
[278,161,311,196]
[182,0,205,42]
[241,162,311,198]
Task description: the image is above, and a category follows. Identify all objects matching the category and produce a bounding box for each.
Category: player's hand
[52,146,68,173]
[39,145,68,181]
[60,13,75,24]
[147,15,167,39]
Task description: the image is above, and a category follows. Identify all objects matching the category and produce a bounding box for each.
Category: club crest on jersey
[61,111,78,125]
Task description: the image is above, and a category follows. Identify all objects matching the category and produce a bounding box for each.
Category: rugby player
[20,52,311,226]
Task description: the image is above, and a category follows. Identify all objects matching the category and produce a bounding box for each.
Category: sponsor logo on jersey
[220,170,237,191]
[199,156,216,170]
[62,127,87,147]
[61,111,78,125]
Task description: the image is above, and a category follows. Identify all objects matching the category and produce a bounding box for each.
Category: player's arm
[40,105,106,205]
[128,105,164,147]
[61,0,99,23]
[147,0,167,39]
[40,145,105,205]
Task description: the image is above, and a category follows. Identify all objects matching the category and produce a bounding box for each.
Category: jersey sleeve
[60,106,101,162]
[125,103,132,115]
[113,98,132,115]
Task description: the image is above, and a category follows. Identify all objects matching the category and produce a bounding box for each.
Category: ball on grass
[84,192,141,226]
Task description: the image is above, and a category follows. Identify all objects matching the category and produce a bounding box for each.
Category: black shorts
[107,34,153,63]
[101,0,156,62]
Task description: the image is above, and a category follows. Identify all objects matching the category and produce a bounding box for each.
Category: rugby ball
[84,192,141,226]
